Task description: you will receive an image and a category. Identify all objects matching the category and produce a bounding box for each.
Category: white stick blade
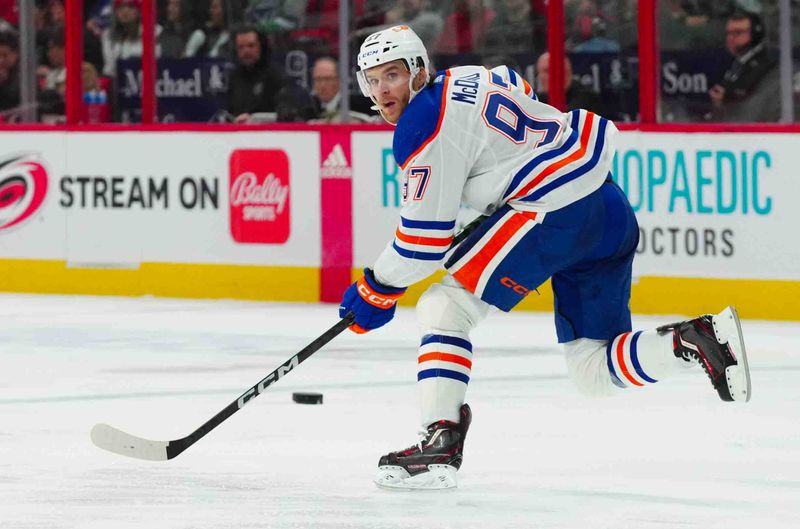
[91,423,169,461]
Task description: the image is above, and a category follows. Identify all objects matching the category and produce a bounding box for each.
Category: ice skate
[658,306,751,402]
[375,403,471,490]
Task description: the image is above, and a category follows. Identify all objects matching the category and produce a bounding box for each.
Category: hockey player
[339,26,751,490]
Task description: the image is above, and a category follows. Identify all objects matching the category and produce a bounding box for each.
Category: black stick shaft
[452,215,488,247]
[162,215,488,458]
[166,313,355,458]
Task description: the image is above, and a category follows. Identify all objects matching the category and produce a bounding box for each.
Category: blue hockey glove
[339,268,407,334]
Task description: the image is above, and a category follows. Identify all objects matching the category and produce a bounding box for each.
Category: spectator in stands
[309,56,341,121]
[44,0,66,27]
[572,16,621,53]
[566,0,603,48]
[384,0,443,50]
[36,1,66,67]
[185,0,233,58]
[0,31,19,113]
[481,0,544,56]
[101,0,162,77]
[38,29,65,91]
[305,56,375,122]
[434,0,496,55]
[227,26,284,123]
[708,11,779,122]
[535,51,605,115]
[82,61,102,93]
[159,0,195,58]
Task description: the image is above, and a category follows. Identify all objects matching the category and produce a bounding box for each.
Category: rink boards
[0,127,797,319]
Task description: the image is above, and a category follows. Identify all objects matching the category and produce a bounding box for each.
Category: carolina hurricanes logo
[0,153,48,232]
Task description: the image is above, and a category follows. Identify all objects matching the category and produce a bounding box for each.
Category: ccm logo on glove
[357,278,401,308]
[339,268,407,333]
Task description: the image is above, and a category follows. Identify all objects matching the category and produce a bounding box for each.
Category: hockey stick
[452,215,488,247]
[91,313,356,461]
[90,216,486,461]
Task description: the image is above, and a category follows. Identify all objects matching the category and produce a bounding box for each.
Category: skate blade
[713,306,752,402]
[374,464,458,490]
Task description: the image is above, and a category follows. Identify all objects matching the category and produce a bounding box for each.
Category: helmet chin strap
[407,64,423,102]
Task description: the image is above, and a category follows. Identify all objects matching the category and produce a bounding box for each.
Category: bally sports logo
[0,153,48,233]
[229,149,290,244]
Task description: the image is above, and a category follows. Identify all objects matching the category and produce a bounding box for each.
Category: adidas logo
[321,143,352,179]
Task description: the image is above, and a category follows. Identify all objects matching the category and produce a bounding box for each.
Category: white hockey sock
[606,330,675,389]
[417,332,472,427]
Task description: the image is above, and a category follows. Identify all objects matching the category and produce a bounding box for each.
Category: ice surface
[1,294,798,529]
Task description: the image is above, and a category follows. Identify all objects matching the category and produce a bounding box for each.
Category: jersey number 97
[482,92,562,149]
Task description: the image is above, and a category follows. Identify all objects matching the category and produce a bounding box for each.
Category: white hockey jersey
[373,65,619,288]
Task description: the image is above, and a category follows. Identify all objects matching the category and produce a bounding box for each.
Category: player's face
[365,61,412,124]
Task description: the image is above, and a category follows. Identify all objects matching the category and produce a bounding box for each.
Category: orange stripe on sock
[616,332,643,387]
[511,112,595,201]
[452,212,534,293]
[418,352,472,369]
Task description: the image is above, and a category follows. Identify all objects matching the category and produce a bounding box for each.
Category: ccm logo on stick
[237,355,300,408]
[501,277,531,296]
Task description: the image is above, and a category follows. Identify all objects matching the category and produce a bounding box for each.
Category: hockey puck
[292,392,323,405]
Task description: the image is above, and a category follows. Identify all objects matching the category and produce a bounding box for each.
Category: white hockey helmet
[356,25,431,101]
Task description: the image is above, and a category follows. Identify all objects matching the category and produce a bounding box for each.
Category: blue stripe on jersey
[400,217,456,230]
[629,331,658,383]
[606,340,627,389]
[502,110,582,200]
[393,73,447,169]
[420,334,473,352]
[519,117,608,202]
[392,242,448,261]
[418,368,470,384]
[508,67,518,86]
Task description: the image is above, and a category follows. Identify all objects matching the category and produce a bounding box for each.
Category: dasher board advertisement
[0,131,320,267]
[351,130,800,281]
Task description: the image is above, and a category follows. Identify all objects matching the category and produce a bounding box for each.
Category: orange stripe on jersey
[418,352,473,369]
[399,70,451,170]
[395,228,454,247]
[510,112,596,201]
[522,79,533,96]
[452,212,534,293]
[616,333,643,387]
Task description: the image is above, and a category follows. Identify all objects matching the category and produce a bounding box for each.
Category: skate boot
[374,403,471,490]
[658,306,751,402]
